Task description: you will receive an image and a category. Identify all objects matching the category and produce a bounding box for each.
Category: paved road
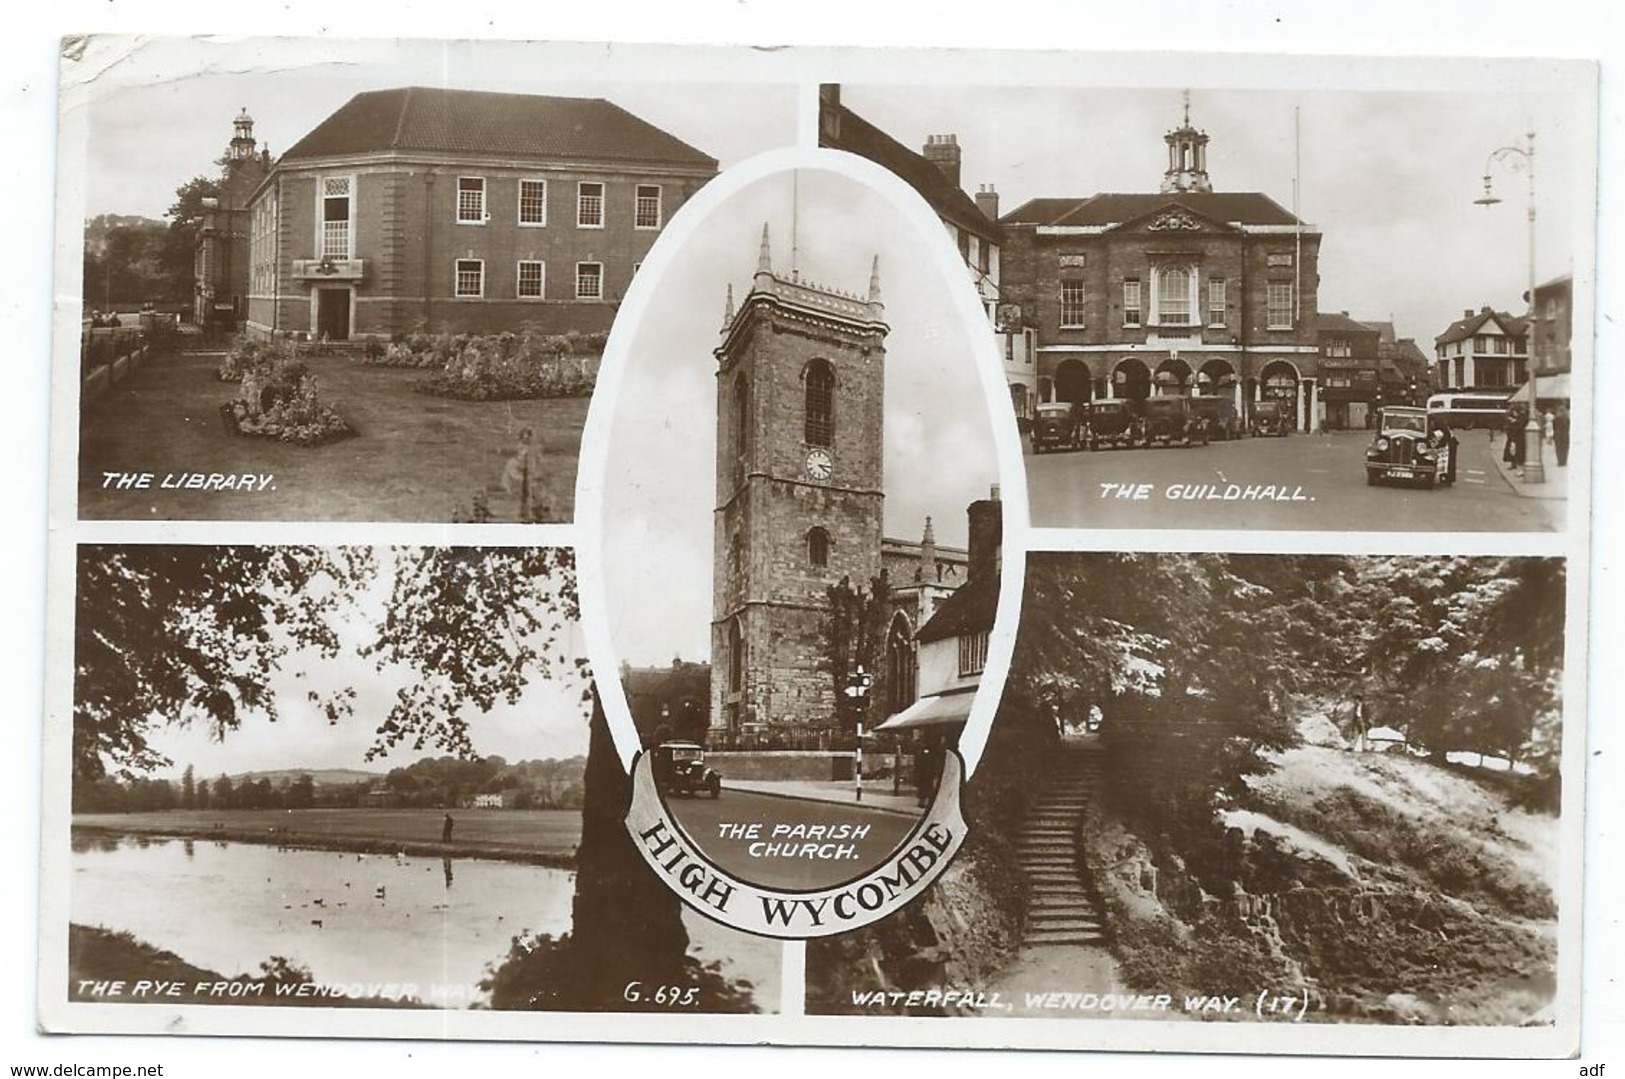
[1026,429,1562,532]
[666,787,917,891]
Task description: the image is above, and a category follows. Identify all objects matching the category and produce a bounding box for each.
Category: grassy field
[78,347,588,522]
[73,807,583,865]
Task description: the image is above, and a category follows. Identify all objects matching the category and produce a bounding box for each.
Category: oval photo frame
[575,147,1028,936]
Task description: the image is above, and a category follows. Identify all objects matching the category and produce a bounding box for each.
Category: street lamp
[1474,131,1544,484]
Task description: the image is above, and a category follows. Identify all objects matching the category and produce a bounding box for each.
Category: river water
[70,833,779,1010]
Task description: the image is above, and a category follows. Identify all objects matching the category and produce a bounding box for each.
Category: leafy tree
[73,546,371,782]
[180,765,195,810]
[826,572,891,734]
[71,544,730,1010]
[166,175,222,236]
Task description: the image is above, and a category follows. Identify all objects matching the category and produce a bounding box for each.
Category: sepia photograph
[820,81,1592,533]
[66,37,797,523]
[29,26,1609,1063]
[55,544,779,1018]
[809,553,1572,1037]
[586,154,1019,902]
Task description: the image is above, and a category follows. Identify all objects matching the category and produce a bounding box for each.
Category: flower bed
[220,348,354,447]
[354,331,603,400]
[218,339,278,382]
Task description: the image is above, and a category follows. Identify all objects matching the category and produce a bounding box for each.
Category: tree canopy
[72,545,582,782]
[1005,554,1566,845]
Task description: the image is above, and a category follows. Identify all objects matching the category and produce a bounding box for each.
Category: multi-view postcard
[41,35,1595,1057]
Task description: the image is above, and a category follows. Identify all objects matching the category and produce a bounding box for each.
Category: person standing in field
[442,813,455,844]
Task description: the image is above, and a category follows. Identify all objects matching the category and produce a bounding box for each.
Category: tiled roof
[1003,192,1305,229]
[917,574,999,645]
[1316,312,1379,335]
[820,102,998,242]
[1361,320,1397,345]
[282,87,717,169]
[1434,309,1528,347]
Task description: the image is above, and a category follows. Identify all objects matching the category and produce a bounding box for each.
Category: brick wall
[249,159,710,339]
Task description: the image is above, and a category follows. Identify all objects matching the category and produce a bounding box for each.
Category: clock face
[805,448,833,482]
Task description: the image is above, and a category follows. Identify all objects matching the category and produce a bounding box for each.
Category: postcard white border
[33,33,1600,1062]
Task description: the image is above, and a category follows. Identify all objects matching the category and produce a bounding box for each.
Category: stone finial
[868,254,882,304]
[920,515,937,583]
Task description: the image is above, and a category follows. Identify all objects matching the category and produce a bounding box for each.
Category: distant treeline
[72,755,587,814]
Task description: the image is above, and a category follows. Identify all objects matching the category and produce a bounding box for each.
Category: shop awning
[875,688,976,732]
[1536,372,1571,400]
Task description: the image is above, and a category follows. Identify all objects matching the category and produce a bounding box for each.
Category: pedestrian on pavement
[1554,403,1571,467]
[442,813,455,844]
[1502,407,1520,464]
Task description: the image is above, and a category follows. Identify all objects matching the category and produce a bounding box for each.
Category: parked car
[1082,399,1143,450]
[1030,401,1084,454]
[652,741,723,798]
[1364,406,1453,488]
[1189,395,1242,440]
[1250,400,1291,437]
[1141,395,1209,448]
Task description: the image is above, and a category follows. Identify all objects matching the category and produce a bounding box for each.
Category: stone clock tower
[710,225,888,738]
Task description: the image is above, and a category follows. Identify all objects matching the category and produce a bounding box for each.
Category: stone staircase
[1015,741,1107,947]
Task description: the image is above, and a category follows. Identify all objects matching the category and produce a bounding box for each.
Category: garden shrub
[221,346,353,447]
[353,330,605,399]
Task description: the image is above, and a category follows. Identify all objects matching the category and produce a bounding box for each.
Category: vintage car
[1140,396,1209,448]
[1082,399,1143,450]
[1365,406,1454,487]
[1189,395,1242,440]
[1030,401,1084,454]
[652,741,723,798]
[1250,400,1291,437]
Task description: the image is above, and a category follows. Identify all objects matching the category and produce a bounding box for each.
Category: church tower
[1161,91,1213,194]
[710,225,888,737]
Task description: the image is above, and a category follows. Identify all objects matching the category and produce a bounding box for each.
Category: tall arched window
[733,372,749,486]
[728,618,744,693]
[886,613,917,714]
[1156,266,1192,325]
[806,526,831,568]
[804,359,834,447]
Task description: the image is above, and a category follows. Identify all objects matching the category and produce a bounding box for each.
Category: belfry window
[728,619,744,693]
[806,527,831,569]
[804,359,834,447]
[733,373,749,486]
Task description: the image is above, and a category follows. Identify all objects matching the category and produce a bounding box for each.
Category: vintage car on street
[1082,399,1143,450]
[1141,395,1209,448]
[1030,401,1084,454]
[1250,400,1291,437]
[1189,395,1242,440]
[652,741,723,798]
[1365,406,1454,487]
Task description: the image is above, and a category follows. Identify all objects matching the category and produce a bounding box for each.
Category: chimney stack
[923,134,963,189]
[975,183,1000,222]
[966,485,1002,584]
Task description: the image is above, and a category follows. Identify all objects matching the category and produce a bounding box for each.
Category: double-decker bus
[1426,390,1516,430]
